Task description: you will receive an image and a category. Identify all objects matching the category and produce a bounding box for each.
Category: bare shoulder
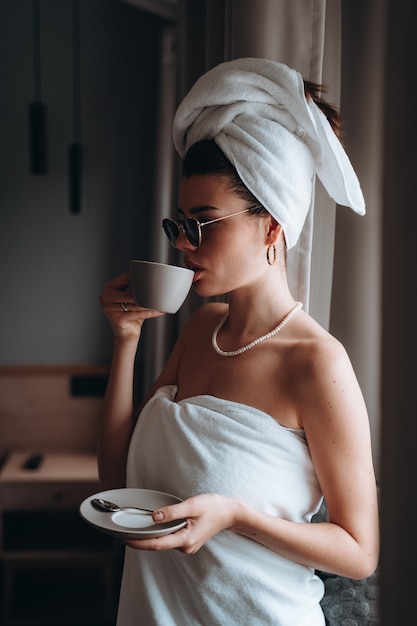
[293,321,351,379]
[289,315,366,428]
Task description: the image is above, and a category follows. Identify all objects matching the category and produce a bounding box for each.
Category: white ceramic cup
[130,260,194,314]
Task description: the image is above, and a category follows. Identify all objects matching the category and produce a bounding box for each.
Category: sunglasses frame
[162,208,251,248]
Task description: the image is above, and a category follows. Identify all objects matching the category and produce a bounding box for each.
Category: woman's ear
[265,217,282,244]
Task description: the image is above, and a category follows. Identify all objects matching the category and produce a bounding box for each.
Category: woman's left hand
[124,493,240,554]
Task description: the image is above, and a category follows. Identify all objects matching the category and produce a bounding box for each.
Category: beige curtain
[331,0,384,480]
[141,26,178,393]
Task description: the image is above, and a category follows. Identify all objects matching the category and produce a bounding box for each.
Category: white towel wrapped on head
[173,57,365,250]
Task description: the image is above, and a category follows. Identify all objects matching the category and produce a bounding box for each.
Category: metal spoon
[91,497,154,515]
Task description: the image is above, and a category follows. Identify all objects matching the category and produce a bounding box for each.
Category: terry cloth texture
[173,57,365,250]
[117,384,325,626]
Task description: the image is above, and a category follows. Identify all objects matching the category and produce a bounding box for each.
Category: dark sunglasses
[162,208,251,248]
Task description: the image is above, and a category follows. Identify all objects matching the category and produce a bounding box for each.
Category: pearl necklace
[212,302,303,357]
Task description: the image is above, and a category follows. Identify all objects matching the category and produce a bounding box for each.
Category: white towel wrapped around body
[173,57,365,250]
[117,385,325,626]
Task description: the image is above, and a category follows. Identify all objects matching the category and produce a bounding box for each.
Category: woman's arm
[293,336,380,578]
[97,273,165,489]
[233,336,379,579]
[97,336,139,489]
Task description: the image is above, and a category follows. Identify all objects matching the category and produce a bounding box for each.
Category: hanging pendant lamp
[68,0,87,214]
[29,0,48,174]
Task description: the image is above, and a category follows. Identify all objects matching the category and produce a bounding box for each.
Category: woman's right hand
[99,272,165,342]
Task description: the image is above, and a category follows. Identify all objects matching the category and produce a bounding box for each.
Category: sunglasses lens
[183,219,200,247]
[162,218,200,247]
[162,219,179,246]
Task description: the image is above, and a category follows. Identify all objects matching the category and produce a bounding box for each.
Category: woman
[98,58,379,625]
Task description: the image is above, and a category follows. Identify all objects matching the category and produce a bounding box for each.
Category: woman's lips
[192,269,202,282]
[191,267,202,281]
[185,260,202,281]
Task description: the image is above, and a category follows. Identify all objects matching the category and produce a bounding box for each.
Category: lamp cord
[32,0,41,101]
[72,0,81,142]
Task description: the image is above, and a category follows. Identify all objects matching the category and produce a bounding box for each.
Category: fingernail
[153,511,164,521]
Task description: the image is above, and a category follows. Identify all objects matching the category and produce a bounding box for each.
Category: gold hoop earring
[266,244,277,266]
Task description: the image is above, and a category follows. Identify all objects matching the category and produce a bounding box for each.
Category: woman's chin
[192,281,223,299]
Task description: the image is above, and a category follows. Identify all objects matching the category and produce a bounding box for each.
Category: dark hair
[303,80,344,142]
[181,79,343,215]
[182,140,265,214]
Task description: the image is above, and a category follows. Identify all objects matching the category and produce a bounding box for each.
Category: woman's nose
[175,229,197,251]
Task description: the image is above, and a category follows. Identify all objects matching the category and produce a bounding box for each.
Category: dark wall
[380,0,417,622]
[0,0,164,365]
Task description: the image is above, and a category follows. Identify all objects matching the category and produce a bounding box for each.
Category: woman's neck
[224,283,296,338]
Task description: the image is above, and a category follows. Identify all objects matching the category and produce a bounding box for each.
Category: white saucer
[79,488,187,539]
